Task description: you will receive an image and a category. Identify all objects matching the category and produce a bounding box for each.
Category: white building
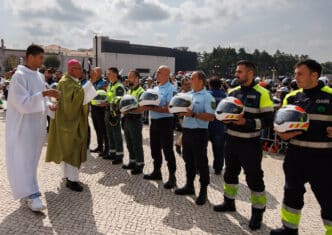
[94,36,197,76]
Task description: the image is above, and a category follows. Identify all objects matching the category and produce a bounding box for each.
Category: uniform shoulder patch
[211,100,216,109]
[116,86,125,96]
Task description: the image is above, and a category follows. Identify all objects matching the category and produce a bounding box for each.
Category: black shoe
[213,197,236,212]
[143,170,162,180]
[164,174,176,189]
[131,164,144,175]
[122,162,136,170]
[175,144,181,155]
[249,207,265,230]
[91,147,102,153]
[196,186,207,205]
[66,179,83,192]
[270,226,299,235]
[175,184,195,195]
[103,152,115,160]
[99,151,108,157]
[112,157,123,165]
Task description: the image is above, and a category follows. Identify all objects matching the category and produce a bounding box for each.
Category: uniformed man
[90,67,109,156]
[174,71,215,205]
[122,70,145,175]
[143,65,177,189]
[271,59,332,235]
[213,60,274,230]
[103,67,125,164]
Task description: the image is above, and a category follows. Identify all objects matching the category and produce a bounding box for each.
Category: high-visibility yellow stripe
[254,84,274,109]
[325,224,332,235]
[224,183,238,199]
[321,86,332,95]
[282,89,303,106]
[251,192,266,209]
[281,207,301,227]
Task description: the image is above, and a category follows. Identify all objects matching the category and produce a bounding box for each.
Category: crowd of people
[2,44,332,235]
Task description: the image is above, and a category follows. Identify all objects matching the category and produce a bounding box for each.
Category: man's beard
[237,77,248,85]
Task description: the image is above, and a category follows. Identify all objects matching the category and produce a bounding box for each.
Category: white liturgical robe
[5,65,51,200]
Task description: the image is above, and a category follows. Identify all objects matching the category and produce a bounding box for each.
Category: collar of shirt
[159,81,171,88]
[69,75,80,83]
[191,88,206,95]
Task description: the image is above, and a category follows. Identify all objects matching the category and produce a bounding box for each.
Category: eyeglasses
[72,67,83,70]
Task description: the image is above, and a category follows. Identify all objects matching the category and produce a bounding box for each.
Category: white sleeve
[82,81,97,105]
[46,100,55,119]
[8,74,46,114]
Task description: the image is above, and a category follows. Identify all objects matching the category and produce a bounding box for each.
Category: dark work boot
[175,184,195,195]
[213,196,236,212]
[112,156,123,165]
[91,146,102,153]
[270,226,299,235]
[195,185,207,205]
[249,207,265,230]
[103,152,115,160]
[131,164,144,175]
[164,173,176,189]
[143,169,162,180]
[122,161,136,170]
[66,179,83,192]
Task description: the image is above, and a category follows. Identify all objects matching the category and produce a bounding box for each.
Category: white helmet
[273,96,281,109]
[215,96,244,121]
[119,95,138,113]
[169,93,193,114]
[91,90,108,105]
[139,89,161,106]
[319,76,329,86]
[50,82,58,89]
[274,105,309,133]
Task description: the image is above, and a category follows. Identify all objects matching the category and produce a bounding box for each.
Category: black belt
[124,114,142,119]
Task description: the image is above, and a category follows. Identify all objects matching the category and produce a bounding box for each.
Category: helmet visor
[274,110,307,125]
[216,102,242,114]
[170,98,191,107]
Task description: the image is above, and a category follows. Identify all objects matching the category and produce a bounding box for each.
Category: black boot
[143,169,162,180]
[91,146,102,153]
[131,164,144,175]
[164,173,176,189]
[175,184,195,195]
[112,156,123,165]
[103,152,115,160]
[66,179,83,192]
[213,196,236,212]
[195,186,207,205]
[270,226,299,235]
[249,207,265,230]
[122,161,136,170]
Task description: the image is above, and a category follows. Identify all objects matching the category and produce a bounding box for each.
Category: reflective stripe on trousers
[226,129,261,138]
[281,203,301,229]
[251,190,266,209]
[224,183,238,199]
[290,139,332,149]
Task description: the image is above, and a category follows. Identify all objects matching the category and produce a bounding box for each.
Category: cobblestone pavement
[0,108,324,234]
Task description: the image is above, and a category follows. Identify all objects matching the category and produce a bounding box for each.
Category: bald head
[94,67,103,79]
[156,65,171,85]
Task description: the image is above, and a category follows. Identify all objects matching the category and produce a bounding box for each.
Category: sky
[0,0,331,62]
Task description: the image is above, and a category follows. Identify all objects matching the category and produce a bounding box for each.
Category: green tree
[322,62,332,74]
[5,55,19,71]
[44,55,60,69]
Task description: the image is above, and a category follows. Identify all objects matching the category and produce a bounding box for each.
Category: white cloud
[0,0,331,62]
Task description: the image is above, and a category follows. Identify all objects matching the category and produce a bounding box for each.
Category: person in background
[208,76,227,175]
